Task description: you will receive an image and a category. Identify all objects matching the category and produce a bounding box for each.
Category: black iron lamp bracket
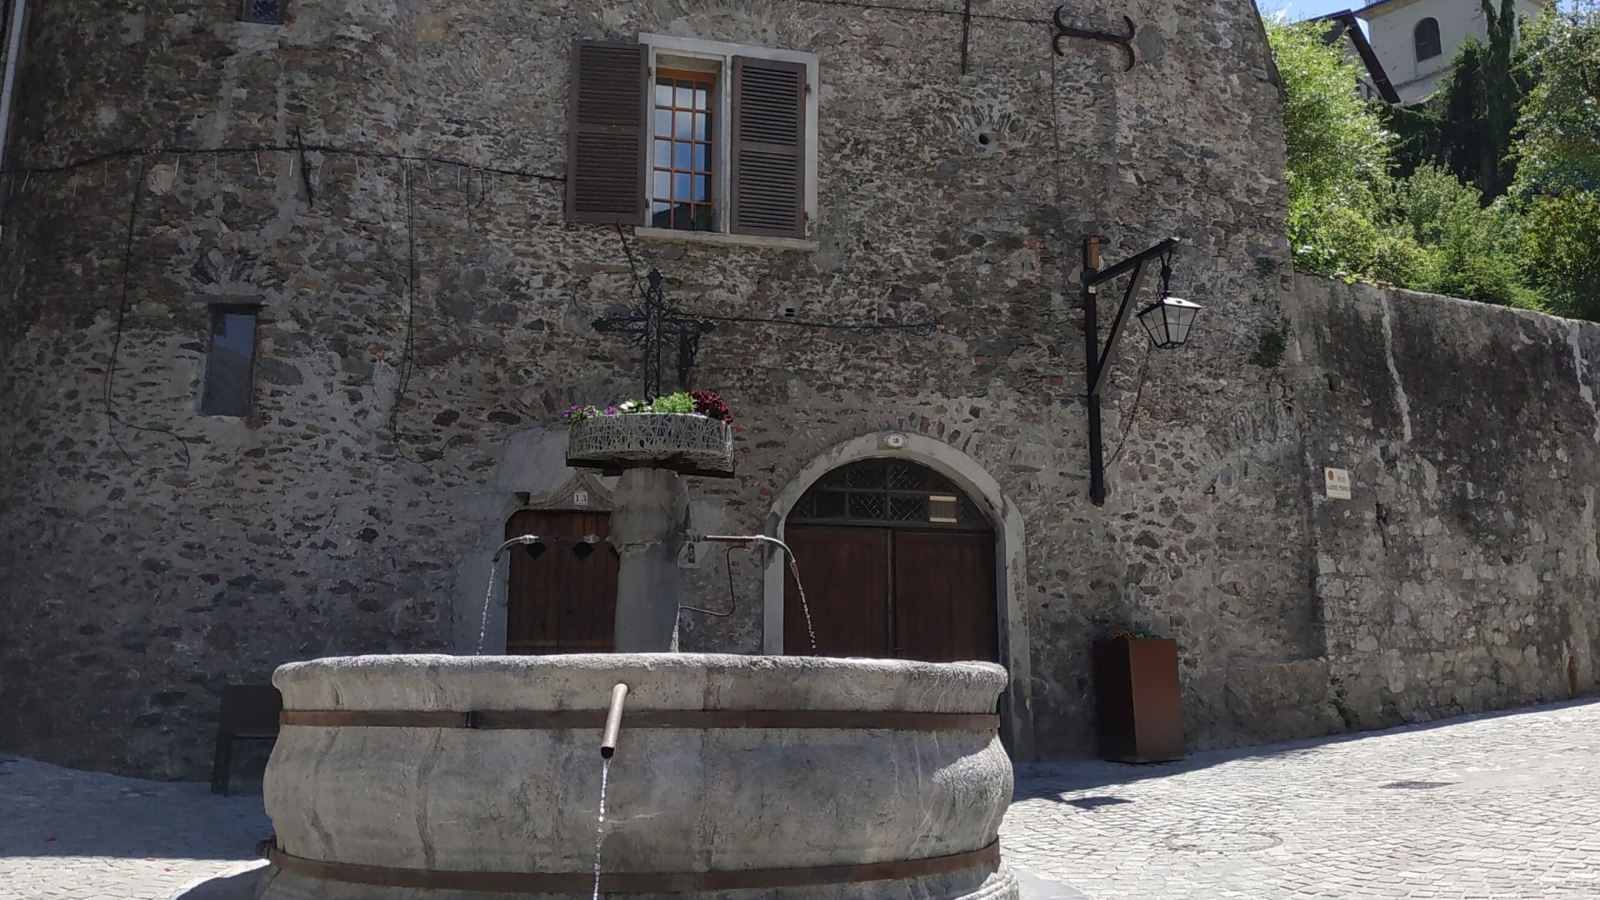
[1052,7,1138,72]
[1081,236,1180,506]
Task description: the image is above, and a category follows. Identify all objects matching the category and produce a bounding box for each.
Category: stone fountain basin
[260,653,1015,899]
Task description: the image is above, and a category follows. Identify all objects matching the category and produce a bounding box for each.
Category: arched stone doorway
[763,432,1036,759]
[783,458,998,663]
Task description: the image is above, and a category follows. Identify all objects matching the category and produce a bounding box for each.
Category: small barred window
[240,0,285,25]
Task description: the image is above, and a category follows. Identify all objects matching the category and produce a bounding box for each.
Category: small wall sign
[573,490,589,507]
[677,542,701,569]
[1324,468,1351,500]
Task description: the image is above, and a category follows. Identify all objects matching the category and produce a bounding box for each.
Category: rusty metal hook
[1052,7,1138,72]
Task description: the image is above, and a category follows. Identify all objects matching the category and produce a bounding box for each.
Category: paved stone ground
[1002,699,1600,899]
[4,700,1598,899]
[0,754,270,900]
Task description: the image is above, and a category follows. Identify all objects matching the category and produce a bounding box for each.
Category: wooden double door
[783,525,999,663]
[504,509,618,654]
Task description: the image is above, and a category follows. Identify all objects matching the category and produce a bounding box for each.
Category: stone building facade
[0,0,1592,780]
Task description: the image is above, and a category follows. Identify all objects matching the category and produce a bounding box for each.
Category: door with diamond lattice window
[504,510,618,654]
[783,460,998,663]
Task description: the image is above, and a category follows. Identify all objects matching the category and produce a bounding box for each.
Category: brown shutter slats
[566,41,647,224]
[730,56,807,238]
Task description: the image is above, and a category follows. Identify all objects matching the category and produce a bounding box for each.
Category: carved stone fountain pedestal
[565,412,735,653]
[257,653,1018,900]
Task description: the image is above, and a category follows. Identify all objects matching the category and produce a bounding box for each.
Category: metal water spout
[600,683,628,759]
[698,535,817,654]
[493,533,543,562]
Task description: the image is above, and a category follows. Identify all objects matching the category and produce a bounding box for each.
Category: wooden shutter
[566,40,647,224]
[730,56,807,238]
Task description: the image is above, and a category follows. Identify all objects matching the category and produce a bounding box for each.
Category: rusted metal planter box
[1093,637,1184,763]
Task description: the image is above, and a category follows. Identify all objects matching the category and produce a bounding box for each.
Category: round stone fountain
[257,653,1016,899]
[252,398,1017,899]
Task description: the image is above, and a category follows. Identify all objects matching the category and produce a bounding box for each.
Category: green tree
[1266,12,1544,311]
[1388,1,1527,200]
[1266,20,1395,276]
[1514,3,1600,193]
[1524,192,1600,318]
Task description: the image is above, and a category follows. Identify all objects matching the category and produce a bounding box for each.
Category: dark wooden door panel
[893,530,998,663]
[783,526,891,658]
[505,510,617,654]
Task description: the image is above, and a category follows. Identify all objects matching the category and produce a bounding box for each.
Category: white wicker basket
[566,413,734,476]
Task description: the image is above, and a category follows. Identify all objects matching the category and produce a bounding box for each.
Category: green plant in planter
[1106,628,1157,641]
[563,390,734,424]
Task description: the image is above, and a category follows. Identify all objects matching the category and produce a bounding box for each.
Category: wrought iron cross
[593,269,716,400]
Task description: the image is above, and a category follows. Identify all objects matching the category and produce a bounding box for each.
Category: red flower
[689,389,734,424]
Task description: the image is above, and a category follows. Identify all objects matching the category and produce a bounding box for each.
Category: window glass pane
[674,111,693,140]
[655,140,671,167]
[693,175,708,201]
[696,86,710,110]
[673,173,690,201]
[890,496,926,521]
[652,201,672,229]
[694,113,709,140]
[655,81,673,105]
[676,82,694,107]
[846,461,887,489]
[888,462,927,490]
[693,206,713,231]
[815,491,847,518]
[241,0,283,24]
[653,171,670,202]
[848,493,886,520]
[655,109,671,137]
[674,143,692,170]
[693,144,710,171]
[201,308,256,417]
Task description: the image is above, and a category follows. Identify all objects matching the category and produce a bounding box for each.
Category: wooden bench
[210,684,282,795]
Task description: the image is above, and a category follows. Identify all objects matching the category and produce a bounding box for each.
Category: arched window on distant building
[1415,17,1443,62]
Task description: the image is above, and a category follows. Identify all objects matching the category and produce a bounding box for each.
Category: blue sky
[1260,0,1371,21]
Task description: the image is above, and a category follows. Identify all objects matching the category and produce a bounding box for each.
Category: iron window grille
[240,0,285,25]
[789,460,988,529]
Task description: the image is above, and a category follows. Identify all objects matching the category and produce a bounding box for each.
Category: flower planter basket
[1092,637,1184,763]
[566,413,734,478]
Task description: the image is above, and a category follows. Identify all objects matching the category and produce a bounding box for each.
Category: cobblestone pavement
[0,754,269,900]
[1001,700,1600,899]
[4,701,1598,899]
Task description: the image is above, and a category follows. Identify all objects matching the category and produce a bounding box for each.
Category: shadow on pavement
[1014,696,1600,800]
[171,864,269,900]
[0,754,272,861]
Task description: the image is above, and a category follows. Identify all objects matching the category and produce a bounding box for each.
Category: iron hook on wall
[1051,7,1138,72]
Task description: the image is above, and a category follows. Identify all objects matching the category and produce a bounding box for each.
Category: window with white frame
[565,36,819,241]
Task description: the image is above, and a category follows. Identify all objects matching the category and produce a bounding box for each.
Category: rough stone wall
[0,0,1312,778]
[1288,279,1600,730]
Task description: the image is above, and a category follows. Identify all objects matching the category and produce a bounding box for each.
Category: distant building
[1336,0,1550,104]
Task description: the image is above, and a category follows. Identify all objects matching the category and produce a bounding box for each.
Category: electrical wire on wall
[1105,340,1151,469]
[680,544,748,619]
[0,141,565,183]
[782,0,1047,26]
[388,161,421,462]
[103,158,192,468]
[610,223,942,336]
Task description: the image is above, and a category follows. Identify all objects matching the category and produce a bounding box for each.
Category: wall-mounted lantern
[1137,295,1202,350]
[1082,236,1203,506]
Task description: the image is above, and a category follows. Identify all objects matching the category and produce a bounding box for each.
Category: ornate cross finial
[593,269,716,401]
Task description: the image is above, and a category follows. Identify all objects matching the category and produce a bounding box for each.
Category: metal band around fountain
[279,708,1001,732]
[265,841,1000,892]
